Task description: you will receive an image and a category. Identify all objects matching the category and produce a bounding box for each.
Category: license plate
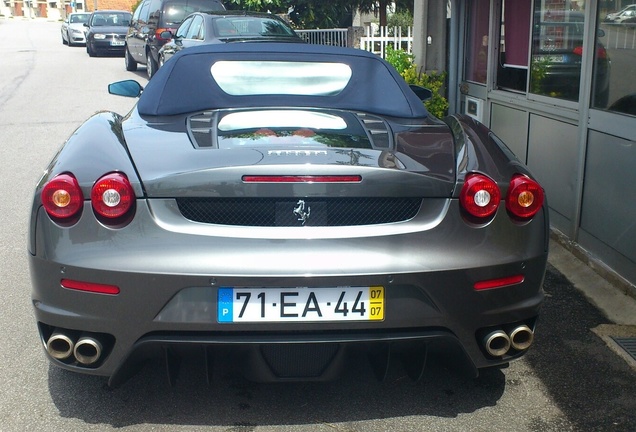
[110,40,125,46]
[534,55,564,63]
[217,286,384,323]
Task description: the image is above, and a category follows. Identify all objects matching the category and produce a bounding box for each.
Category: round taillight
[506,175,544,219]
[460,173,501,218]
[91,173,135,219]
[41,174,84,219]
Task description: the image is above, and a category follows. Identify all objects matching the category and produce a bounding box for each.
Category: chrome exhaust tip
[483,330,511,357]
[46,331,75,360]
[509,325,534,351]
[73,336,103,365]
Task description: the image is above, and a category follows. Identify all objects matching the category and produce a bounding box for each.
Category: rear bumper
[30,199,548,384]
[31,254,545,385]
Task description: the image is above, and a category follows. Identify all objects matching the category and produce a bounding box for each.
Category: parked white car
[613,9,636,23]
[61,12,91,46]
[605,4,636,22]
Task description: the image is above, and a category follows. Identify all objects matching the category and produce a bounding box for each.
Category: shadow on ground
[48,347,506,428]
[526,265,636,431]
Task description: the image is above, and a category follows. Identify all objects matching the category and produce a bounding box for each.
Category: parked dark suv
[125,0,225,78]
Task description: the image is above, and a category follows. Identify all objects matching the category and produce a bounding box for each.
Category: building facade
[418,0,635,290]
[1,0,137,20]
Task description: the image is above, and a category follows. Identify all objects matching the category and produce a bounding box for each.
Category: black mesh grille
[177,197,421,227]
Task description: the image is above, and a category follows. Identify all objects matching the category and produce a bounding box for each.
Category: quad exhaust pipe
[483,330,511,357]
[46,331,76,360]
[483,324,534,357]
[45,329,104,366]
[509,324,534,351]
[74,335,103,365]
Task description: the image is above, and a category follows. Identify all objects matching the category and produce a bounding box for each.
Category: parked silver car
[613,9,636,23]
[61,12,90,46]
[605,4,636,21]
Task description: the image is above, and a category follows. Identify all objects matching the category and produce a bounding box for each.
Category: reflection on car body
[29,43,549,387]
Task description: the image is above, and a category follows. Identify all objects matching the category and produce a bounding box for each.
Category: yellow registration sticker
[368,286,384,321]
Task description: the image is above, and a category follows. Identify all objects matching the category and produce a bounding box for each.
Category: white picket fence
[599,23,636,50]
[295,28,349,47]
[360,26,413,57]
[296,26,414,57]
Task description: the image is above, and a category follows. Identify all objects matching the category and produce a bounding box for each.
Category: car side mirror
[409,85,433,102]
[108,80,144,98]
[160,30,173,40]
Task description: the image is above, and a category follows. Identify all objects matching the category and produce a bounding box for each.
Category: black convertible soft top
[137,43,430,118]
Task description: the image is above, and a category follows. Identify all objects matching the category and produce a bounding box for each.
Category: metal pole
[412,0,428,69]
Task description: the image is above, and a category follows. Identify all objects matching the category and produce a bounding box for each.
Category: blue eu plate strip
[217,288,233,323]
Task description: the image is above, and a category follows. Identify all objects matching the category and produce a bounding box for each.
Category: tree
[225,0,358,27]
[225,0,412,28]
[356,0,414,27]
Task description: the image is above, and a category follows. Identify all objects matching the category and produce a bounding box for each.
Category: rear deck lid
[125,108,456,199]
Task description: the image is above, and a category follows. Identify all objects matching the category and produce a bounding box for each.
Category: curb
[548,236,636,326]
[550,229,636,302]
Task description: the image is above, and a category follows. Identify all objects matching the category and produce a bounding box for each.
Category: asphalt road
[1,17,635,432]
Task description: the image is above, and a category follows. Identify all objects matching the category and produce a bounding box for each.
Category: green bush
[387,10,413,30]
[384,46,449,118]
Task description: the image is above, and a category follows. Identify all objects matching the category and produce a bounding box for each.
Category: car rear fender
[28,112,142,254]
[443,114,537,198]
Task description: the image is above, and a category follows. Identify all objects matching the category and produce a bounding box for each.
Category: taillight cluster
[459,174,501,218]
[460,173,544,221]
[91,173,135,219]
[572,45,608,60]
[41,174,84,219]
[506,174,545,218]
[155,28,174,42]
[41,172,135,224]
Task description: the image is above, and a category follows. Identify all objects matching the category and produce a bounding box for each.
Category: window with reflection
[216,110,372,150]
[185,15,204,40]
[175,16,193,38]
[464,0,490,84]
[594,4,636,115]
[529,1,592,103]
[211,61,352,96]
